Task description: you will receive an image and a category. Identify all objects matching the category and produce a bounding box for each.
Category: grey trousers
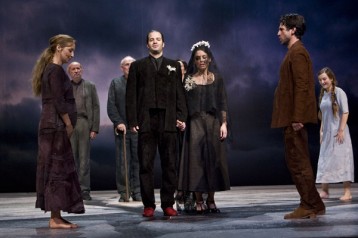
[70,118,91,193]
[115,131,140,196]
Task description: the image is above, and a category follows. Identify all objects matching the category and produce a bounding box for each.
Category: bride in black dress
[178,41,230,214]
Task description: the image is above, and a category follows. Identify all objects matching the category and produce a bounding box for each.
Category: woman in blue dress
[316,67,354,201]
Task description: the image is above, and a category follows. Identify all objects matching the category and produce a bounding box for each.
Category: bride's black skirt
[178,112,230,192]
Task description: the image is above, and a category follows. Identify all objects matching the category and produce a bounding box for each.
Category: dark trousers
[283,126,325,212]
[138,109,177,209]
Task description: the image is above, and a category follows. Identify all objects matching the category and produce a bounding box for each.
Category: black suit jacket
[126,56,188,132]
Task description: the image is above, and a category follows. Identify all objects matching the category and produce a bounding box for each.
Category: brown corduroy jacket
[271,41,318,128]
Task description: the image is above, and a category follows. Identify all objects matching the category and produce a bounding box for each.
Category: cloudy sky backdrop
[0,0,357,192]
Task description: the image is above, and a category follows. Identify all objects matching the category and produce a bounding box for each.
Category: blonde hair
[317,67,338,120]
[31,34,75,96]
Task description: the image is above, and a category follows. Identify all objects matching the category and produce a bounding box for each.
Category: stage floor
[0,184,357,238]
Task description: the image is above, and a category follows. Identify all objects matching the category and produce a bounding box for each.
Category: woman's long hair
[186,43,220,77]
[31,34,75,96]
[318,67,338,120]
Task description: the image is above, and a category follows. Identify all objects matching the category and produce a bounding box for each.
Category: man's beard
[150,49,161,55]
[280,38,289,46]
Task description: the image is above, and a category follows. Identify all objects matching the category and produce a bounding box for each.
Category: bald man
[68,62,100,200]
[107,56,141,202]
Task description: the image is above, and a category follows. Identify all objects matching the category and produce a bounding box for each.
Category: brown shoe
[284,207,316,219]
[314,202,326,215]
[316,209,325,215]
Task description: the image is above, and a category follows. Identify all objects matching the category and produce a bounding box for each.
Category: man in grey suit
[126,30,187,217]
[107,56,141,202]
[68,62,100,201]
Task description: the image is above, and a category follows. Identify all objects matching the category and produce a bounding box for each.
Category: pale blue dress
[316,87,354,183]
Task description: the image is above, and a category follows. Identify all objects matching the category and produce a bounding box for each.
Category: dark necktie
[155,59,160,71]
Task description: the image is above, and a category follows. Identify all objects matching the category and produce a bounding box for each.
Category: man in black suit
[126,30,187,217]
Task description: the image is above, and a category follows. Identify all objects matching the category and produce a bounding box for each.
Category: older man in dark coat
[126,30,187,217]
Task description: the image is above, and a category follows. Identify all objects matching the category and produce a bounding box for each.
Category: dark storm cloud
[3,0,357,105]
[1,0,358,191]
[0,97,40,143]
[0,98,39,192]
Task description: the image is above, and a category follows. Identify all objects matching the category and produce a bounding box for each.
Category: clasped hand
[116,123,127,134]
[176,120,186,131]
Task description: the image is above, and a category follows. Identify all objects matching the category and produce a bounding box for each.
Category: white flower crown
[191,41,210,51]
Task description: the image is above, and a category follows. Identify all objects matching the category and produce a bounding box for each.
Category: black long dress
[178,74,230,192]
[35,63,84,213]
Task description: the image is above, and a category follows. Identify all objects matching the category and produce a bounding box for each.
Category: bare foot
[60,217,78,228]
[320,191,329,199]
[340,195,352,202]
[49,217,78,229]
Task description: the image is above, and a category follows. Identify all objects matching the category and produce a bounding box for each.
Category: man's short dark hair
[146,30,165,44]
[280,13,306,39]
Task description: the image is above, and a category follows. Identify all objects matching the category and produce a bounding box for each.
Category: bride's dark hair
[186,42,220,76]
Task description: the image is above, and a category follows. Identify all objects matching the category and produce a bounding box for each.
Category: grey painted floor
[0,185,357,238]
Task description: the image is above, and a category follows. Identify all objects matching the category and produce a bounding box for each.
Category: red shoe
[143,207,155,217]
[163,207,178,216]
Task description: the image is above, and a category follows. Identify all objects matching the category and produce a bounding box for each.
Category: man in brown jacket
[271,13,325,219]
